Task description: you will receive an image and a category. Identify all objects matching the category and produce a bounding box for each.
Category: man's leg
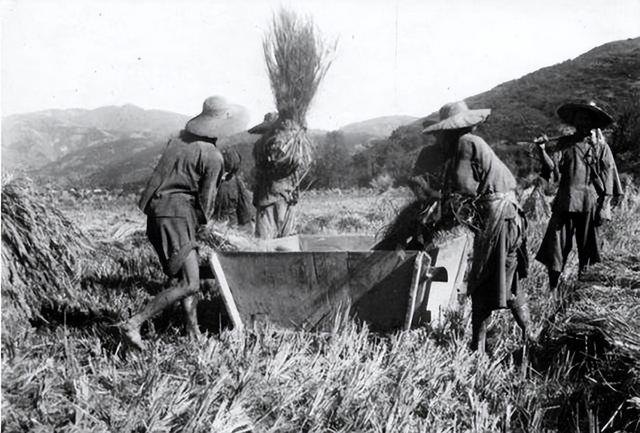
[255,204,277,239]
[182,295,200,340]
[536,212,573,291]
[122,250,200,350]
[508,293,537,343]
[575,210,601,276]
[274,199,295,238]
[471,304,491,354]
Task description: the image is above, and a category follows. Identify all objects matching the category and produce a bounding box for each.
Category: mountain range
[2,37,638,190]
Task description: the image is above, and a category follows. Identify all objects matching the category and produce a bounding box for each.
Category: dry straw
[262,7,336,168]
[1,178,92,324]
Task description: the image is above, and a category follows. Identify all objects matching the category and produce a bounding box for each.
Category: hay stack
[1,179,92,325]
[262,7,335,169]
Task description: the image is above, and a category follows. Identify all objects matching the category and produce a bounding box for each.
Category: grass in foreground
[2,186,640,432]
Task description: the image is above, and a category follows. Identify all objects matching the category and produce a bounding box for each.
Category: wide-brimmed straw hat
[248,112,280,134]
[185,96,249,139]
[422,101,491,134]
[556,101,613,129]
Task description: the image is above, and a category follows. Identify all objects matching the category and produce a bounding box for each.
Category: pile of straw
[1,179,92,324]
[262,7,335,168]
[537,258,640,430]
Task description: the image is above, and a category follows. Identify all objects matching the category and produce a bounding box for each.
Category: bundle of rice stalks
[536,262,640,431]
[197,222,260,253]
[262,7,336,167]
[374,199,472,251]
[1,178,92,326]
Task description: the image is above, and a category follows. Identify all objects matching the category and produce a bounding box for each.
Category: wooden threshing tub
[210,234,471,332]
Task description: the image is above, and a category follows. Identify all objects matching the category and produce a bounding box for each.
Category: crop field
[2,184,640,432]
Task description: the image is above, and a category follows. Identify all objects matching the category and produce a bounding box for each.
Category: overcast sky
[2,0,639,129]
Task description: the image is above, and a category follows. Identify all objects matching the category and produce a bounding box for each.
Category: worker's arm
[535,136,558,181]
[198,144,225,224]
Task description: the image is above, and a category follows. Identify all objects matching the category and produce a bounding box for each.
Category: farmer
[249,112,300,239]
[120,96,248,350]
[213,147,255,230]
[423,101,536,353]
[534,101,622,290]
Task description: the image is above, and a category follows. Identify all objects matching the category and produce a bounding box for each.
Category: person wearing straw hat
[534,101,622,291]
[213,147,255,229]
[423,101,536,354]
[249,112,300,239]
[120,96,248,350]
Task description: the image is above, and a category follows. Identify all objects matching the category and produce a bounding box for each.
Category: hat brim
[422,109,491,134]
[557,103,614,129]
[185,104,249,139]
[248,118,278,134]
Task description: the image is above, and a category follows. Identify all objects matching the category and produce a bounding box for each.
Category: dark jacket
[541,133,622,213]
[139,137,224,224]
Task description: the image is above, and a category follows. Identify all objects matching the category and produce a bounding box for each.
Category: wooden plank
[209,253,244,332]
[298,235,375,252]
[404,252,429,331]
[421,235,471,324]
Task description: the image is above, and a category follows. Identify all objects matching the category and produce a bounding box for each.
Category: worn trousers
[535,210,601,273]
[254,200,296,239]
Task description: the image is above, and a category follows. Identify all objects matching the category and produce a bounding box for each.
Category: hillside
[3,38,638,189]
[1,105,190,172]
[358,37,640,186]
[340,115,418,137]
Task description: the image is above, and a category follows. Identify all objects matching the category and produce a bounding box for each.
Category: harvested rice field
[2,182,639,432]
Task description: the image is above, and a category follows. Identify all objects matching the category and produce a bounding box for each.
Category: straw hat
[248,112,280,134]
[185,96,249,139]
[556,101,613,129]
[422,101,491,134]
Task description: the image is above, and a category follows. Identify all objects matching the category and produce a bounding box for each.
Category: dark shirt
[138,137,224,223]
[444,133,517,197]
[542,133,620,213]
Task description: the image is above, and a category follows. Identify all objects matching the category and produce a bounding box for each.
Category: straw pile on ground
[262,7,335,170]
[1,178,92,328]
[536,256,640,431]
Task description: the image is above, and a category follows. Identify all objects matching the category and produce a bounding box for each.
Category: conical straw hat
[422,101,491,134]
[185,96,249,139]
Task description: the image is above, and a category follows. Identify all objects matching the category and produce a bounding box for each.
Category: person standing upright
[535,101,622,290]
[249,112,300,239]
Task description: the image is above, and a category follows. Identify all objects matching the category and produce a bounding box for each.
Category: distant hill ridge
[2,37,638,189]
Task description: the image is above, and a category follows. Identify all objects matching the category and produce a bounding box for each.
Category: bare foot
[120,322,146,351]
